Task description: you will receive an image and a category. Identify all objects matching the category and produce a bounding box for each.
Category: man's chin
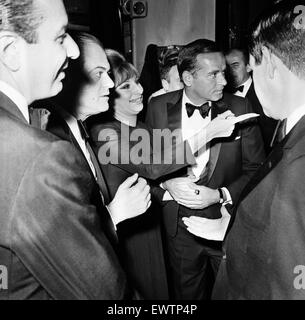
[100,104,109,113]
[212,92,224,101]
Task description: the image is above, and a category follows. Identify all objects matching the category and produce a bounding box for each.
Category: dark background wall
[64,0,124,52]
[64,0,279,71]
[216,0,278,51]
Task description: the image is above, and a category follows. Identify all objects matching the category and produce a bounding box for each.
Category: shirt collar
[0,81,29,123]
[183,90,212,108]
[286,104,305,135]
[57,108,81,139]
[240,76,252,94]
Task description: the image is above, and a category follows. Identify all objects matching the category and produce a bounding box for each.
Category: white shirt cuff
[221,187,233,205]
[106,205,117,231]
[163,191,174,201]
[160,183,174,201]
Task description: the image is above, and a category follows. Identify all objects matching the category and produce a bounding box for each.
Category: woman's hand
[108,173,151,225]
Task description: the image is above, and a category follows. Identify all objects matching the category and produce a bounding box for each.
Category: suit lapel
[205,100,229,182]
[167,91,183,132]
[46,111,96,179]
[166,92,230,182]
[236,116,305,206]
[0,91,28,124]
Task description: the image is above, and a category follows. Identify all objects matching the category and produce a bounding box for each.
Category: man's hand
[163,176,220,209]
[206,110,236,142]
[108,173,151,225]
[182,206,231,241]
[162,176,199,203]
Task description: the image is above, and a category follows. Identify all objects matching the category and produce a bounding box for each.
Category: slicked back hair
[250,0,305,79]
[177,39,221,78]
[0,0,43,43]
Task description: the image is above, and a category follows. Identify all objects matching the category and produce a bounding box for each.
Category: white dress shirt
[59,110,118,229]
[163,90,232,204]
[181,91,211,178]
[0,81,29,123]
[59,110,97,178]
[234,77,252,98]
[286,104,305,135]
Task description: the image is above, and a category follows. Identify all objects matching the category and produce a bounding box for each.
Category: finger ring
[195,189,200,195]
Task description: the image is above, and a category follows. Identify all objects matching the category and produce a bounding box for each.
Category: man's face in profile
[186,52,227,104]
[22,0,80,103]
[77,41,114,118]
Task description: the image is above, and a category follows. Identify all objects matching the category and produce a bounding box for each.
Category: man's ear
[161,79,169,92]
[0,32,21,72]
[246,63,252,73]
[182,71,192,87]
[261,46,276,79]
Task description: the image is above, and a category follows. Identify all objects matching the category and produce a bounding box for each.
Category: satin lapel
[205,101,229,182]
[167,92,183,132]
[46,112,96,182]
[235,117,305,207]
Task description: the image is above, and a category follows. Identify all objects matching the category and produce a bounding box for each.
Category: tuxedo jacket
[246,82,277,154]
[89,118,195,199]
[45,111,118,245]
[0,93,130,300]
[213,115,305,300]
[146,90,266,237]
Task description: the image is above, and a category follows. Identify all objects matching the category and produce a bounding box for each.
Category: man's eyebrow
[208,68,225,74]
[55,25,67,38]
[89,66,108,73]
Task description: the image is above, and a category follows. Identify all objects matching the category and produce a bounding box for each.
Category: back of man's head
[177,39,221,79]
[159,49,179,81]
[0,0,42,43]
[250,0,305,80]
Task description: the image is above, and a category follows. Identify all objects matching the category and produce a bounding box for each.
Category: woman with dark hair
[89,49,238,299]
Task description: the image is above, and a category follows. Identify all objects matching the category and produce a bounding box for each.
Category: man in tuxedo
[211,0,305,299]
[0,0,149,299]
[225,48,277,154]
[146,39,265,300]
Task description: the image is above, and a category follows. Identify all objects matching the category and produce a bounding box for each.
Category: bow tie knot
[186,102,211,119]
[235,85,244,93]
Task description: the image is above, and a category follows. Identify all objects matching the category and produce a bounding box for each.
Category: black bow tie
[186,102,211,119]
[235,85,244,93]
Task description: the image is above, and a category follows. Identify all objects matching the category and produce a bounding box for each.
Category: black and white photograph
[0,0,305,308]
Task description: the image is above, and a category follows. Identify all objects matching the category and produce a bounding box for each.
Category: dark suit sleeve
[270,155,305,299]
[226,98,266,204]
[93,124,195,181]
[10,141,130,300]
